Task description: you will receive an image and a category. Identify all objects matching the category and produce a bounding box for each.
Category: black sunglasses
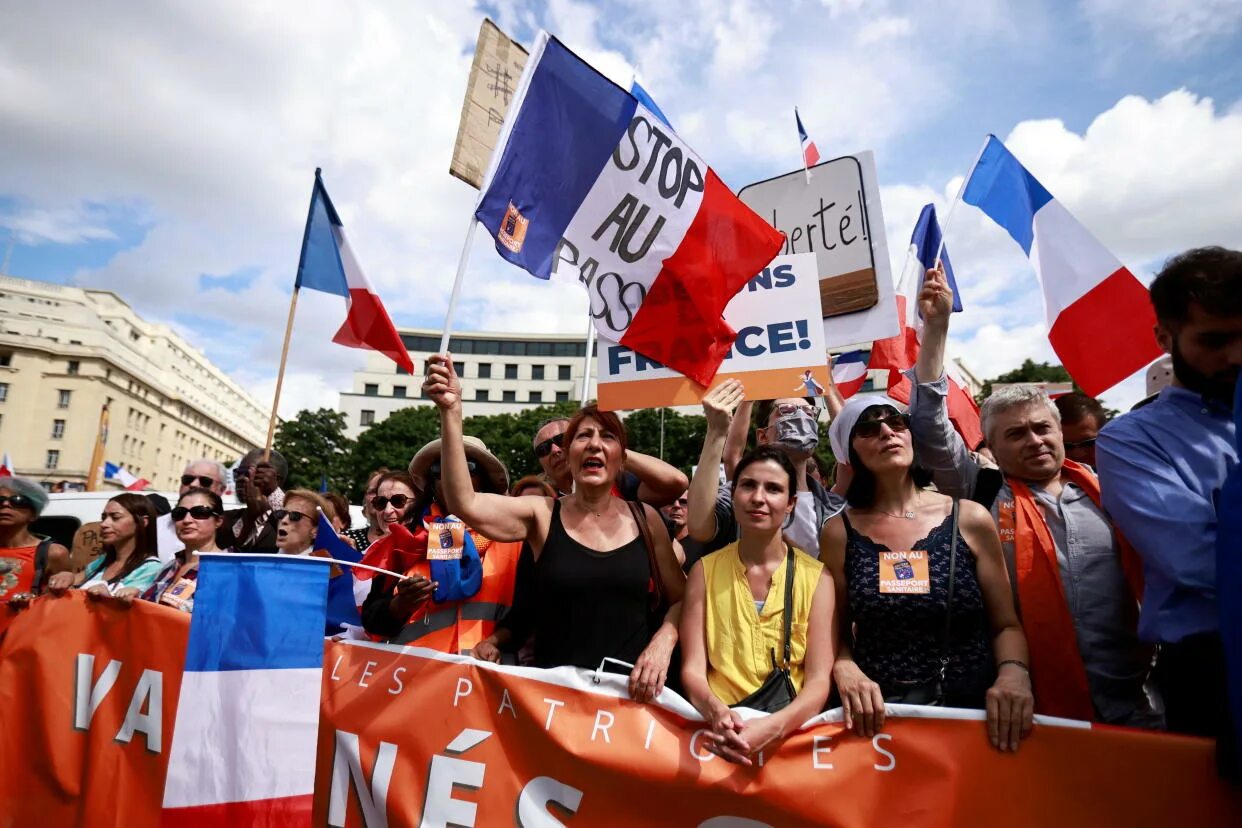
[427,460,478,477]
[853,413,910,439]
[0,494,34,510]
[271,509,310,524]
[1064,437,1097,450]
[371,494,413,511]
[171,505,221,521]
[534,433,564,458]
[181,474,218,488]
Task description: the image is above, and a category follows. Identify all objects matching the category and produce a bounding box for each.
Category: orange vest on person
[394,539,522,654]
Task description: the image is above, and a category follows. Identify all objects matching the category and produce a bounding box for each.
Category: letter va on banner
[449,19,529,189]
[596,254,830,410]
[738,151,899,349]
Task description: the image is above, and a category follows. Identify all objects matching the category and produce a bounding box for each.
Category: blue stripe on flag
[294,172,351,297]
[476,37,637,279]
[961,135,1053,255]
[796,110,809,143]
[836,350,868,366]
[911,203,963,313]
[631,80,672,129]
[313,513,364,634]
[184,555,329,672]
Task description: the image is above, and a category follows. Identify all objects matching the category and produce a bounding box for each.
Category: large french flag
[161,554,328,825]
[962,135,1162,395]
[475,34,783,387]
[296,170,414,374]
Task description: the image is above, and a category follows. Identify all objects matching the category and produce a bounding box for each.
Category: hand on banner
[391,574,436,617]
[111,587,141,606]
[629,636,674,702]
[702,379,745,433]
[704,699,753,765]
[423,353,462,411]
[833,660,886,737]
[46,571,76,593]
[918,263,953,328]
[472,637,503,663]
[986,665,1035,753]
[83,584,112,600]
[738,714,788,760]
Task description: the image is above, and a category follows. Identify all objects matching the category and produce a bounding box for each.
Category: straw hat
[409,436,509,494]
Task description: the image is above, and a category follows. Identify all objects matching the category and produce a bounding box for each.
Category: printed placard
[424,520,466,562]
[878,550,930,594]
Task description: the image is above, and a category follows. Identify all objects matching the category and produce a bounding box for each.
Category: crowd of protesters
[0,245,1238,777]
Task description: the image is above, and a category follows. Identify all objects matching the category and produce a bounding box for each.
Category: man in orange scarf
[902,265,1161,727]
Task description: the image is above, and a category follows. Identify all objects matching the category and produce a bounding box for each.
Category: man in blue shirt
[1097,247,1242,767]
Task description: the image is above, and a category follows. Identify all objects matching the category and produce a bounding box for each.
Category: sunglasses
[171,505,221,521]
[180,474,218,488]
[371,494,413,511]
[853,413,910,439]
[271,510,311,524]
[672,497,688,507]
[1064,437,1097,450]
[427,460,478,477]
[775,403,817,418]
[0,494,34,510]
[534,433,565,458]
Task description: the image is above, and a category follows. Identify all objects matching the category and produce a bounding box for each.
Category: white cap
[828,394,905,462]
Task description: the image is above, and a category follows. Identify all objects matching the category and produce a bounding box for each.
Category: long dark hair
[844,406,932,508]
[100,493,160,580]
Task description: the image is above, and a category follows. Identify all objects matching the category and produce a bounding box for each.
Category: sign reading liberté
[738,152,900,348]
[596,254,829,410]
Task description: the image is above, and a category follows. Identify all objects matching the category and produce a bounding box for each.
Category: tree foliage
[347,406,442,498]
[273,408,354,494]
[462,401,581,482]
[979,359,1075,400]
[621,408,707,473]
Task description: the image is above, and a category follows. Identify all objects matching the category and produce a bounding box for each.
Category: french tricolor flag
[476,34,783,387]
[796,109,820,167]
[832,350,869,399]
[962,135,1162,395]
[295,170,414,374]
[161,554,328,825]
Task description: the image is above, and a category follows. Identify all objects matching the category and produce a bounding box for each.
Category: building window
[364,384,379,397]
[558,365,571,381]
[504,364,518,380]
[475,389,490,402]
[0,352,11,367]
[360,410,376,427]
[529,391,543,403]
[51,419,65,439]
[393,385,407,398]
[502,390,516,402]
[57,389,71,408]
[45,450,59,470]
[478,363,492,379]
[67,360,80,375]
[556,391,569,402]
[454,361,465,377]
[0,383,7,402]
[531,365,545,380]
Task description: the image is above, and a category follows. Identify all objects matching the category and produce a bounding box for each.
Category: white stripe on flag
[1029,199,1125,324]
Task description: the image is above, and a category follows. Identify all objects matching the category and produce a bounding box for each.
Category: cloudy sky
[2,0,1240,416]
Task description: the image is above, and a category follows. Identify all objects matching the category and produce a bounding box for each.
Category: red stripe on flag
[621,170,783,387]
[334,289,416,374]
[804,143,821,167]
[161,794,313,827]
[868,296,920,373]
[1047,267,1162,397]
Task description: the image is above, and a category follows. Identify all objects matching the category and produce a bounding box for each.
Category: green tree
[347,406,443,498]
[621,408,708,473]
[463,401,581,482]
[273,408,355,494]
[978,359,1075,401]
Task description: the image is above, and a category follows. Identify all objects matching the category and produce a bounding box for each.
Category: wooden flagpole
[264,286,300,461]
[85,402,109,491]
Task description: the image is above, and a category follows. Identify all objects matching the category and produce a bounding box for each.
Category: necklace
[870,493,921,520]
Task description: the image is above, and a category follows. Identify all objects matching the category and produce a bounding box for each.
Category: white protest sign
[596,254,829,411]
[738,152,899,348]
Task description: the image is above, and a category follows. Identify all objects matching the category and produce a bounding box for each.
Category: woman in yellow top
[681,380,837,765]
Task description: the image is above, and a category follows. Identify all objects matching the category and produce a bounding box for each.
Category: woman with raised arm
[424,354,685,702]
[680,380,837,765]
[818,395,1035,753]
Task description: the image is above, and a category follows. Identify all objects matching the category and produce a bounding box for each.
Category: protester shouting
[424,356,684,700]
[219,449,288,551]
[360,441,523,656]
[1,476,70,606]
[819,395,1034,752]
[680,381,836,764]
[904,263,1160,728]
[532,416,688,506]
[273,490,331,556]
[48,493,162,602]
[140,488,226,613]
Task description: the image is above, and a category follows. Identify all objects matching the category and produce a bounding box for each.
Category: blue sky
[1,0,1240,413]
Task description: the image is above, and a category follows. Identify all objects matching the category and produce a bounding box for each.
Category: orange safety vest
[393,539,522,654]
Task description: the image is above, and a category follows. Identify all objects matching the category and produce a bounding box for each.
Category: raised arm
[424,354,545,543]
[688,380,744,543]
[722,399,753,483]
[624,449,689,508]
[823,355,845,418]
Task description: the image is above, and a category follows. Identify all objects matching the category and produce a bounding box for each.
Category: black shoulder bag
[885,500,959,706]
[731,544,798,714]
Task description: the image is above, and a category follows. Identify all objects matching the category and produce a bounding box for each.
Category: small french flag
[161,554,329,825]
[796,109,820,168]
[832,350,869,399]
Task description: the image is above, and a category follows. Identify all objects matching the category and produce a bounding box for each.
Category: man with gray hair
[179,459,227,496]
[903,264,1158,729]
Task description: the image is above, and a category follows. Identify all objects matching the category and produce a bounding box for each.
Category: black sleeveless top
[844,511,995,706]
[533,500,655,670]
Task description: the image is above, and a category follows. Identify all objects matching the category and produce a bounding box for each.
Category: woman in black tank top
[423,356,686,702]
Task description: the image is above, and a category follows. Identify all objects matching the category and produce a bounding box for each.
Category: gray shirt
[907,371,1160,727]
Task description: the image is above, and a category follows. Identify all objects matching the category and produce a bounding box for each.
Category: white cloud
[0,203,120,246]
[1082,0,1242,52]
[857,15,913,45]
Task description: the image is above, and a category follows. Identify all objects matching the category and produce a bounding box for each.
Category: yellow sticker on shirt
[424,520,466,561]
[878,550,930,594]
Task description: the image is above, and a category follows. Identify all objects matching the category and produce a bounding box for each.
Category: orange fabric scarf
[1003,460,1144,721]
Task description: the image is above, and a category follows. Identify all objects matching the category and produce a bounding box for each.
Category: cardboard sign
[738,152,899,348]
[595,254,829,410]
[448,19,528,189]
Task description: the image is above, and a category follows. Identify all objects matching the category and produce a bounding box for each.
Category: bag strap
[627,500,663,609]
[32,536,53,595]
[938,500,960,679]
[780,543,795,667]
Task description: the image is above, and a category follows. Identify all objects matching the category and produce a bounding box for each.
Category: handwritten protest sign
[449,19,528,189]
[595,254,828,410]
[739,152,899,348]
